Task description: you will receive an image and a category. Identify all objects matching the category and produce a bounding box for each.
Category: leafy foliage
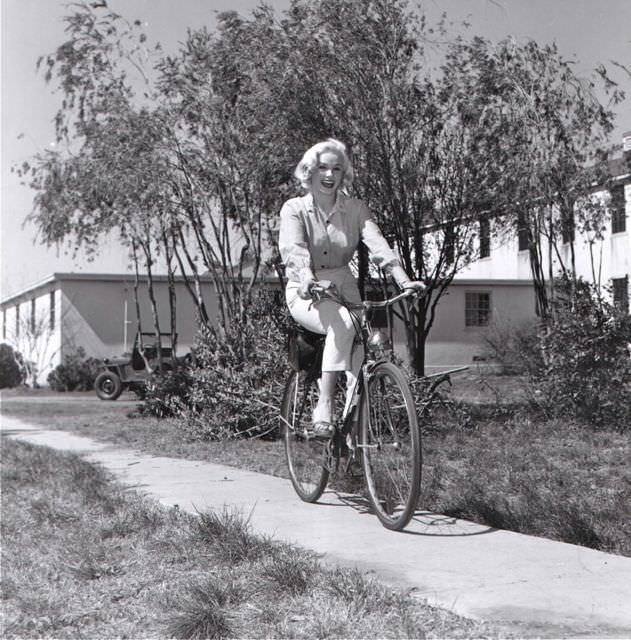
[47,347,101,391]
[17,0,626,391]
[530,279,631,429]
[136,365,197,419]
[481,318,544,375]
[441,37,622,319]
[184,289,291,439]
[484,278,631,429]
[140,289,291,438]
[0,343,25,389]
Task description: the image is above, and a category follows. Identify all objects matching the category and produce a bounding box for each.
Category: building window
[15,304,20,338]
[479,217,490,259]
[613,276,629,313]
[517,211,529,251]
[561,210,575,244]
[465,291,491,327]
[31,299,36,332]
[50,291,56,331]
[611,185,626,234]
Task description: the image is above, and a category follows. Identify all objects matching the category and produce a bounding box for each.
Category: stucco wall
[60,277,220,359]
[424,282,536,371]
[461,184,630,294]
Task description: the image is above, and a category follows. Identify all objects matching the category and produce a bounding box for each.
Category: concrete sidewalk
[2,414,630,638]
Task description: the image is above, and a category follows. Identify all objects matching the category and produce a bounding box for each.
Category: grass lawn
[2,438,500,639]
[2,370,630,558]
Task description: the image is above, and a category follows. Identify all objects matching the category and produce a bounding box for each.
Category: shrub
[140,289,292,438]
[47,347,101,391]
[138,366,197,418]
[481,317,543,375]
[0,343,25,388]
[527,278,631,430]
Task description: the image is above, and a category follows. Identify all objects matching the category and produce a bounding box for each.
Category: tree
[5,308,61,387]
[21,0,624,377]
[440,37,622,319]
[154,9,304,343]
[20,2,181,368]
[24,3,297,359]
[259,0,524,373]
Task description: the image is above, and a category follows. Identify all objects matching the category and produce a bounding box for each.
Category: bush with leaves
[527,278,631,430]
[481,318,543,375]
[47,347,101,391]
[140,289,292,438]
[138,366,198,418]
[188,289,292,439]
[0,343,25,389]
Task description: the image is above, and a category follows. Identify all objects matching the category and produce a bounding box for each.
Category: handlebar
[310,280,422,309]
[362,288,418,309]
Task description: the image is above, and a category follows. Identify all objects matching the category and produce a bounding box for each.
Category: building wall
[1,287,62,384]
[1,275,221,385]
[2,177,627,382]
[424,281,536,371]
[59,276,220,359]
[460,183,630,300]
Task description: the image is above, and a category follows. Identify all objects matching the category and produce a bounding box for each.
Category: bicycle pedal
[299,427,331,443]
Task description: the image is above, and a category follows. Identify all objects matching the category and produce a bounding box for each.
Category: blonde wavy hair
[294,138,354,191]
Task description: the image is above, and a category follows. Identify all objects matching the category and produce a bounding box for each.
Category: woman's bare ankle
[313,398,333,424]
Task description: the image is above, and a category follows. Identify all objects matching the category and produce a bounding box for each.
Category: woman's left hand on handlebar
[400,280,426,293]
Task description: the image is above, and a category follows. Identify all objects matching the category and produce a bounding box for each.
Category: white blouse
[278,192,402,284]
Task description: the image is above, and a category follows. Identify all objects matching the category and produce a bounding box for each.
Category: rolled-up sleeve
[279,200,314,283]
[358,203,402,273]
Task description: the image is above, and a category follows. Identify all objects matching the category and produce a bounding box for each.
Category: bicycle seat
[288,325,325,371]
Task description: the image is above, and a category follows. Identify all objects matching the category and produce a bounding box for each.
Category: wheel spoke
[282,372,329,502]
[361,363,421,530]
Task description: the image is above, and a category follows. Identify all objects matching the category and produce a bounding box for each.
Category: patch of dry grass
[1,439,499,639]
[3,375,630,557]
[421,415,631,556]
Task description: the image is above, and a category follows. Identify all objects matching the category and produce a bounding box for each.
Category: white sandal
[311,420,334,440]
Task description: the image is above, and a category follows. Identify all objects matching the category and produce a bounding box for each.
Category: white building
[1,273,219,385]
[426,143,630,371]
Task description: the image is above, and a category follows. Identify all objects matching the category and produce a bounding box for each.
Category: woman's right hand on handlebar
[298,276,316,299]
[299,279,335,300]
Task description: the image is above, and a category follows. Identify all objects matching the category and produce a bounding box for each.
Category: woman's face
[310,150,344,197]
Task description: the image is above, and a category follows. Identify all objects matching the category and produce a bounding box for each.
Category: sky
[2,0,631,300]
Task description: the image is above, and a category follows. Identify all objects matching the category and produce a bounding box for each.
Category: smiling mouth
[321,180,335,188]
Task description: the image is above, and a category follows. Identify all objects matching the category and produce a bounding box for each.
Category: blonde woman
[278,138,424,438]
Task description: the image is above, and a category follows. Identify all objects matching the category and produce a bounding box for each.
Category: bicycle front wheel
[359,362,421,530]
[281,371,329,503]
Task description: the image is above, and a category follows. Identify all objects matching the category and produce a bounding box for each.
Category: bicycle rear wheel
[359,362,421,530]
[281,371,329,502]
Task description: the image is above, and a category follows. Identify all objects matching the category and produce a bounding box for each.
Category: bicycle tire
[281,371,329,503]
[359,362,421,530]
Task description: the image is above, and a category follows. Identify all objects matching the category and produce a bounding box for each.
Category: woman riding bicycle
[278,138,424,439]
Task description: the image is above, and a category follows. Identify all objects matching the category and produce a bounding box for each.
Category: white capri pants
[286,266,364,373]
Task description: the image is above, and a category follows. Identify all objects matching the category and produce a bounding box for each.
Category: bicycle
[280,281,424,531]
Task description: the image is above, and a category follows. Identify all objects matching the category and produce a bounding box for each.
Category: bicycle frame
[307,283,419,471]
[282,282,468,528]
